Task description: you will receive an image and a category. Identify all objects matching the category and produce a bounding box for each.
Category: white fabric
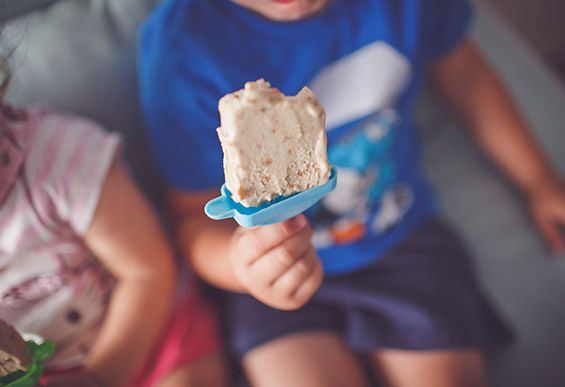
[310,41,411,130]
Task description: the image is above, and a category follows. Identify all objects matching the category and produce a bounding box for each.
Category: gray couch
[3,1,565,386]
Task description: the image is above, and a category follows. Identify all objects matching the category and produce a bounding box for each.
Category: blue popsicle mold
[205,168,337,227]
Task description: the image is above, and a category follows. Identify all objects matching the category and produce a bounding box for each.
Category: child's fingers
[548,198,565,252]
[236,215,309,266]
[551,218,565,253]
[248,226,313,285]
[536,216,565,253]
[292,257,324,306]
[271,246,319,301]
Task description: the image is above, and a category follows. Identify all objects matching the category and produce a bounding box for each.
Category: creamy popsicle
[217,79,331,207]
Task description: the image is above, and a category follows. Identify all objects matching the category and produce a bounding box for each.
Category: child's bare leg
[155,353,226,387]
[372,349,486,387]
[243,331,367,387]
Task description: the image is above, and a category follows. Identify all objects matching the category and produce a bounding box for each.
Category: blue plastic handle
[205,168,337,227]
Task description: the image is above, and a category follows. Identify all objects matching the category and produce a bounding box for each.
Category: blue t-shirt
[139,0,472,275]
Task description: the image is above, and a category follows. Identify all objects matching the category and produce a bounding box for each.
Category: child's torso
[140,0,471,274]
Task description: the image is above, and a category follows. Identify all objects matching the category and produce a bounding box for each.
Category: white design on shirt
[309,41,411,130]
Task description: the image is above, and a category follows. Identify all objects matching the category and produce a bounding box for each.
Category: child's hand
[528,180,565,253]
[228,215,324,310]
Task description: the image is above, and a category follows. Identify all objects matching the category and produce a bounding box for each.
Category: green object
[0,341,55,387]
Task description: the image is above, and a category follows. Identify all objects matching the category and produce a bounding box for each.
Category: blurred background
[5,0,565,81]
[482,0,565,82]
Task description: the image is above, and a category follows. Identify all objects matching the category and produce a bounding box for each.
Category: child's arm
[47,164,176,387]
[431,40,565,252]
[168,189,323,311]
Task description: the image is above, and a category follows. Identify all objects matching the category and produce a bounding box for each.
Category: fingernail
[288,215,307,229]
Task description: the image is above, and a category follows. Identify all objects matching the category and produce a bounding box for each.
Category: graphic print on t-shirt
[309,41,411,130]
[306,42,414,248]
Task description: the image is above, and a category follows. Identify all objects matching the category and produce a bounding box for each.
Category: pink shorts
[41,285,220,386]
[132,285,221,386]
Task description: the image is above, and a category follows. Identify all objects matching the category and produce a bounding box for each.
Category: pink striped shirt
[0,108,121,370]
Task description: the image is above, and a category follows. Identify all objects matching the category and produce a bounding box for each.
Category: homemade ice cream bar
[0,320,31,377]
[217,79,331,207]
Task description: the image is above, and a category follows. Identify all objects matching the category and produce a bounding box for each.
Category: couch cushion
[2,0,161,199]
[1,0,61,22]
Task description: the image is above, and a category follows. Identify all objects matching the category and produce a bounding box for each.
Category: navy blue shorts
[224,218,513,357]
